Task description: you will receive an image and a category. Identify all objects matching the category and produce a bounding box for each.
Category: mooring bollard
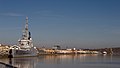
[8,49,13,58]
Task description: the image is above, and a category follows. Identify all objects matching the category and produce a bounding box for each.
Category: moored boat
[10,17,38,57]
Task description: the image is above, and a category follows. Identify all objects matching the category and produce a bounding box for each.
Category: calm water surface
[0,54,120,68]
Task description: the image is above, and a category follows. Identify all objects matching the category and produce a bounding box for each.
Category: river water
[0,54,120,68]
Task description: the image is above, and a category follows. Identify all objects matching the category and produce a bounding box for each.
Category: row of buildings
[0,44,10,57]
[37,46,101,55]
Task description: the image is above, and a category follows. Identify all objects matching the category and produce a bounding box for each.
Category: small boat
[10,17,38,57]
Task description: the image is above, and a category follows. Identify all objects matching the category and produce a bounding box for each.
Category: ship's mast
[25,16,28,31]
[22,16,29,40]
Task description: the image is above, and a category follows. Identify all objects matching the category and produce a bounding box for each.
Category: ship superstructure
[18,17,33,49]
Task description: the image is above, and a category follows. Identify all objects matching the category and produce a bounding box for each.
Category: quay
[0,62,17,68]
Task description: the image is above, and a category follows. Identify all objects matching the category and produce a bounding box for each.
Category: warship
[10,17,38,57]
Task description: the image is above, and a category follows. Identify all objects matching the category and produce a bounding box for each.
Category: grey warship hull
[12,47,38,57]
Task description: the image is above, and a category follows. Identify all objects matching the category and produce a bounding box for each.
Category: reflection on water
[13,57,38,68]
[0,54,120,68]
[37,54,98,64]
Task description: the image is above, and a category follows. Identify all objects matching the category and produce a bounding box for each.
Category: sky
[0,0,120,48]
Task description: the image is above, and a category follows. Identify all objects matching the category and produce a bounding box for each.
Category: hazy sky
[0,0,120,48]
